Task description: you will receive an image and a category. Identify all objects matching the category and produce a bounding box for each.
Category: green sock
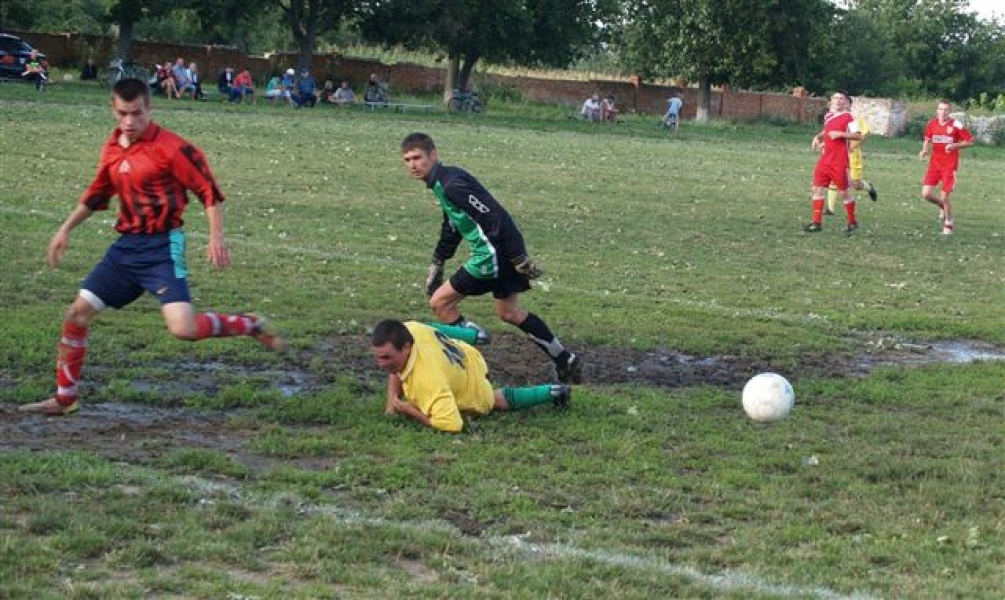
[426,322,479,344]
[503,385,554,410]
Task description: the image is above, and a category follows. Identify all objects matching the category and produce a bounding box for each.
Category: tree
[616,0,832,121]
[850,0,1004,100]
[274,0,356,71]
[107,0,184,59]
[358,0,613,103]
[802,7,906,96]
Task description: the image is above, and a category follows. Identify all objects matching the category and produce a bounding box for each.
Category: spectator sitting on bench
[319,79,337,104]
[292,68,316,108]
[266,69,294,105]
[176,60,201,100]
[217,67,235,98]
[171,58,191,99]
[364,73,388,105]
[158,59,179,98]
[601,94,618,122]
[21,49,49,90]
[580,93,601,122]
[230,69,255,103]
[333,80,355,106]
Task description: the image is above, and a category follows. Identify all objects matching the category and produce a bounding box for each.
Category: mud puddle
[3,335,1004,467]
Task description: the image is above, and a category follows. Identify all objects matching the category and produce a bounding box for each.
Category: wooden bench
[362,101,438,113]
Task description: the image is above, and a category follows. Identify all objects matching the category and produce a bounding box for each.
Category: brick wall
[9,29,902,133]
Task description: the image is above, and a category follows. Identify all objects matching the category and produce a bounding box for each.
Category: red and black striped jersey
[80,122,225,234]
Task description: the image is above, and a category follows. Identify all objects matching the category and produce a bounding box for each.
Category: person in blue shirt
[292,68,317,108]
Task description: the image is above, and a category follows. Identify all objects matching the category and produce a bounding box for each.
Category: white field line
[3,204,835,328]
[177,476,876,600]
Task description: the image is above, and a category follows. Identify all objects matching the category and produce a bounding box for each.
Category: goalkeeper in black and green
[403,132,582,384]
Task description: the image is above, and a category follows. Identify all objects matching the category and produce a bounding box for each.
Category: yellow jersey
[400,321,494,432]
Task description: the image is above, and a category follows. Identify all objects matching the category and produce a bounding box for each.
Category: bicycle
[104,59,151,89]
[447,89,485,114]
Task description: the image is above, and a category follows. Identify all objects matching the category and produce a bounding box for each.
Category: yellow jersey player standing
[826,100,878,215]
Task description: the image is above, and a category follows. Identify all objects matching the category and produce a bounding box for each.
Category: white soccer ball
[742,373,794,422]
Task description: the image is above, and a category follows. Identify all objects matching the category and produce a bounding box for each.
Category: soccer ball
[741,373,794,422]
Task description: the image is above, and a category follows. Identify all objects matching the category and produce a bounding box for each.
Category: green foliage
[966,91,1005,114]
[903,112,931,139]
[617,0,833,88]
[357,0,614,91]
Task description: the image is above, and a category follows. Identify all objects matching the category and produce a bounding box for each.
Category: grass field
[2,81,1005,599]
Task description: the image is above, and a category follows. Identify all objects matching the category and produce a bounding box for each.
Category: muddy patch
[3,335,1004,467]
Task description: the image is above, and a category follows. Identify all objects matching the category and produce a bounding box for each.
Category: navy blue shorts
[449,259,531,299]
[81,231,192,309]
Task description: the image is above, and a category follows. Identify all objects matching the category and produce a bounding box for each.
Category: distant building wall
[10,29,906,134]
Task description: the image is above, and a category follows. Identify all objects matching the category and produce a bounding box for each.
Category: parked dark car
[0,32,46,81]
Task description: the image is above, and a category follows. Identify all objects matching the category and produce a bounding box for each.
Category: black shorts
[449,261,531,299]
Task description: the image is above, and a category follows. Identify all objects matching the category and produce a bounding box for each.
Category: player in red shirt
[19,78,285,416]
[804,91,862,235]
[920,100,974,235]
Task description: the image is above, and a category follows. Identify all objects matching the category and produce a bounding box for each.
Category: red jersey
[924,117,972,172]
[819,111,858,169]
[80,123,225,234]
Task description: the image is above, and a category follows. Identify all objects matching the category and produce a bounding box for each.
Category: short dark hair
[112,78,151,103]
[371,319,414,350]
[401,132,435,154]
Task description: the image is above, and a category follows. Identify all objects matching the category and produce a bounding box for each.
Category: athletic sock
[55,321,88,406]
[517,312,566,359]
[502,385,555,410]
[844,199,857,224]
[826,187,839,213]
[194,312,254,340]
[427,322,479,344]
[811,198,825,224]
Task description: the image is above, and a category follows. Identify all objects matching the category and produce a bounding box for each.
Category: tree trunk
[696,75,712,123]
[443,54,459,104]
[114,0,143,60]
[458,50,479,92]
[117,20,133,61]
[296,0,320,72]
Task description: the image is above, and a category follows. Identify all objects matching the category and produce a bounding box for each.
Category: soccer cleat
[803,222,822,233]
[845,222,858,236]
[867,183,878,202]
[550,384,572,409]
[245,314,288,352]
[823,208,835,216]
[556,353,582,384]
[18,398,79,416]
[942,221,954,235]
[460,320,492,345]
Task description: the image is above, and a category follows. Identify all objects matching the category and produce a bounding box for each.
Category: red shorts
[922,166,957,193]
[813,161,849,191]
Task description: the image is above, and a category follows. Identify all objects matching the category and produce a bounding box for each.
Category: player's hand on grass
[512,256,543,279]
[425,259,445,296]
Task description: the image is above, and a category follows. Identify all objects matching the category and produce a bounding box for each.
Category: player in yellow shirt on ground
[371,319,570,433]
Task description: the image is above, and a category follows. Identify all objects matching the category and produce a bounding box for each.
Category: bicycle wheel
[447,97,462,113]
[470,98,484,113]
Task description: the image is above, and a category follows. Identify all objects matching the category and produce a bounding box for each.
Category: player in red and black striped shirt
[19,78,286,416]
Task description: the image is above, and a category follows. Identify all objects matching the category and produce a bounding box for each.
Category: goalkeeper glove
[512,256,543,279]
[425,259,445,296]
